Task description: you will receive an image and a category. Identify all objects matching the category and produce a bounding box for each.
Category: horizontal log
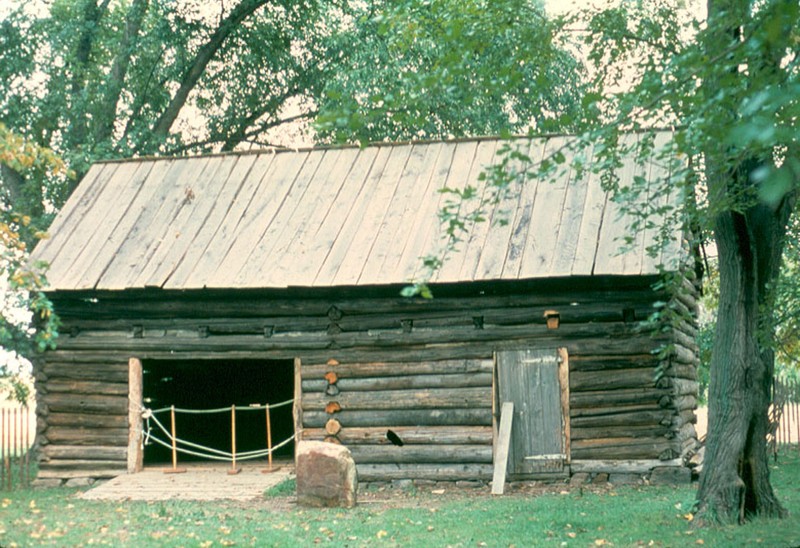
[664,363,697,380]
[43,393,128,415]
[571,368,657,392]
[42,362,129,382]
[46,412,128,428]
[569,403,664,418]
[570,458,683,474]
[571,437,678,460]
[46,380,128,396]
[45,426,127,445]
[303,408,492,428]
[51,283,662,320]
[45,331,665,364]
[570,388,669,409]
[568,354,659,372]
[670,395,697,412]
[302,359,493,379]
[36,468,125,480]
[47,347,491,365]
[40,445,127,461]
[659,378,699,397]
[348,444,493,464]
[670,330,698,354]
[571,425,673,440]
[570,410,672,428]
[668,344,697,365]
[302,372,493,392]
[54,322,660,354]
[37,459,127,471]
[355,463,493,481]
[303,426,493,445]
[303,387,490,411]
[671,409,697,428]
[665,296,695,324]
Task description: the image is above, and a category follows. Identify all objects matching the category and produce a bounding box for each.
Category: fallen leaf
[431,489,445,495]
[567,532,577,538]
[683,513,694,522]
[377,530,388,539]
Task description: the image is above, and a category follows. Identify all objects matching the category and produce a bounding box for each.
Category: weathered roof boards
[33,133,681,292]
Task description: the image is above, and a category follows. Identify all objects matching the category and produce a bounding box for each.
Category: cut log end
[325,402,342,414]
[325,418,342,436]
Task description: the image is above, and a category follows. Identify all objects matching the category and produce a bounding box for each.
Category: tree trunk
[693,0,796,526]
[694,205,789,524]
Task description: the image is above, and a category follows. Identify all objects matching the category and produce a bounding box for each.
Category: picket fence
[1,404,35,490]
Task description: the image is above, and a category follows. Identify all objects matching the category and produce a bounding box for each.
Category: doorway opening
[141,359,295,466]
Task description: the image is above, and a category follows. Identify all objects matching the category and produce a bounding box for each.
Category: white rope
[150,398,294,415]
[143,408,301,463]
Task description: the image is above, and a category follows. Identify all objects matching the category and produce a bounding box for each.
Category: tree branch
[147,0,270,148]
[92,0,150,147]
[0,163,24,210]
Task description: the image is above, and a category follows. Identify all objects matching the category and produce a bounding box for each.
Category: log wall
[34,276,698,483]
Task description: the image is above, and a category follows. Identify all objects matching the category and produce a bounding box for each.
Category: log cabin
[30,132,700,487]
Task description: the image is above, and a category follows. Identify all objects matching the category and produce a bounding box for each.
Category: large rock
[296,441,357,508]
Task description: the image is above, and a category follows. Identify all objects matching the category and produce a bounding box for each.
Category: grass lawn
[1,451,798,547]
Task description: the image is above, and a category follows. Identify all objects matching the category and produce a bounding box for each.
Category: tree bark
[695,205,789,524]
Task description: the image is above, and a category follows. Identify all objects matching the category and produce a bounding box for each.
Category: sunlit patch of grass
[265,476,296,498]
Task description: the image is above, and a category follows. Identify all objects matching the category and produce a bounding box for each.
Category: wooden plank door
[497,348,569,476]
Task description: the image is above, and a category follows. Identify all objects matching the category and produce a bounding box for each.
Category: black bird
[386,429,404,446]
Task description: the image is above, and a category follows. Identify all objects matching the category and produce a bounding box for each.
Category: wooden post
[128,357,144,474]
[228,405,241,475]
[24,404,30,487]
[262,404,280,473]
[163,406,186,474]
[13,408,18,489]
[491,402,514,495]
[1,409,4,489]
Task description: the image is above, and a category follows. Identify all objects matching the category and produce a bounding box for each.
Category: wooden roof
[32,133,683,291]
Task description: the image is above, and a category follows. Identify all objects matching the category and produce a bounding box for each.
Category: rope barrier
[144,417,300,462]
[150,398,294,415]
[141,399,299,466]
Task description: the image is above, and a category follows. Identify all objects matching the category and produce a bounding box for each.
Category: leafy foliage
[0,125,63,402]
[316,0,585,143]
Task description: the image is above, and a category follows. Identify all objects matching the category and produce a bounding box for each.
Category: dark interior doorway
[141,359,295,465]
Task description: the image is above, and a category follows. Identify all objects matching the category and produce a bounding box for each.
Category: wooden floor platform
[81,461,293,501]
